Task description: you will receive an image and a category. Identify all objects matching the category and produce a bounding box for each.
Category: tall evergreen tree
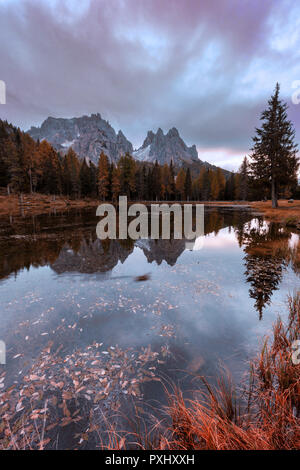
[111,164,121,202]
[97,152,110,200]
[119,153,135,198]
[175,168,186,200]
[210,170,220,200]
[202,169,211,201]
[250,83,298,208]
[168,160,175,200]
[238,157,249,200]
[184,168,192,201]
[161,163,170,200]
[80,159,91,197]
[151,160,161,201]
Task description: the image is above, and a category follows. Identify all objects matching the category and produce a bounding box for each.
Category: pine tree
[141,165,148,200]
[0,155,8,187]
[210,170,220,200]
[233,173,240,200]
[146,167,153,200]
[111,164,121,202]
[5,138,21,192]
[89,162,98,197]
[151,160,162,201]
[97,152,110,200]
[224,173,235,201]
[128,158,136,199]
[168,160,175,200]
[192,172,202,200]
[184,168,192,201]
[66,148,80,197]
[201,169,211,201]
[119,153,135,198]
[175,168,186,200]
[80,159,91,197]
[216,168,226,200]
[161,163,170,200]
[250,83,298,208]
[238,157,249,200]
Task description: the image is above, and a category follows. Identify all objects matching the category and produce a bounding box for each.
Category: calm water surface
[0,206,299,447]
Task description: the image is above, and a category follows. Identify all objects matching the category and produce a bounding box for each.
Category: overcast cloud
[0,0,300,170]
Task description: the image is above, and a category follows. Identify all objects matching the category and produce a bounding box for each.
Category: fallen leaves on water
[0,340,161,450]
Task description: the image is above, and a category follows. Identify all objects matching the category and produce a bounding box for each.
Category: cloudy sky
[0,0,300,170]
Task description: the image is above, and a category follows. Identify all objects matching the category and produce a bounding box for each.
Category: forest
[0,84,299,203]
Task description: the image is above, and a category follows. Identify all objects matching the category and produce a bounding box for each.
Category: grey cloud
[0,0,299,169]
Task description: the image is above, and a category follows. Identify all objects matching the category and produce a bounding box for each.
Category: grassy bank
[0,193,249,217]
[0,193,100,217]
[251,200,300,228]
[103,292,300,450]
[1,293,299,450]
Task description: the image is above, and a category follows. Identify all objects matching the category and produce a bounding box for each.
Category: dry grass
[0,193,99,216]
[103,293,300,450]
[251,200,300,226]
[0,193,250,217]
[159,293,300,450]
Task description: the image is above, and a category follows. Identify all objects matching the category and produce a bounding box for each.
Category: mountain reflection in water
[0,207,299,319]
[1,206,300,449]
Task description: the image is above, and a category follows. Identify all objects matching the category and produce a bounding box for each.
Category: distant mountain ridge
[28,113,133,164]
[28,114,230,176]
[133,127,198,165]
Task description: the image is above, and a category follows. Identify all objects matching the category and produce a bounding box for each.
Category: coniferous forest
[0,121,299,203]
[1,85,299,203]
[2,0,300,453]
[0,118,235,201]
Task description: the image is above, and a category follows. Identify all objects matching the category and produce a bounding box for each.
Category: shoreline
[2,193,300,222]
[250,200,300,228]
[0,193,100,217]
[0,193,251,218]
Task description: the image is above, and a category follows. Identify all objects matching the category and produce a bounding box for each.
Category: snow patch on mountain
[133,145,151,161]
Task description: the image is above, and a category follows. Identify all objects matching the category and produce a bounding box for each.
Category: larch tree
[250,83,298,208]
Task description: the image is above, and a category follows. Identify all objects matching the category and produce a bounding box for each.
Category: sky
[0,0,300,170]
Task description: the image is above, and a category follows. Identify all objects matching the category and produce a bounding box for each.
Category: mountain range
[28,114,133,164]
[28,113,228,174]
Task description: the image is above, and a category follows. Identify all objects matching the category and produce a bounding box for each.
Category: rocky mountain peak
[27,113,225,173]
[133,126,199,165]
[28,114,133,164]
[166,127,180,138]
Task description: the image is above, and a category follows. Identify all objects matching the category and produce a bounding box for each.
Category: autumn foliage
[1,119,242,202]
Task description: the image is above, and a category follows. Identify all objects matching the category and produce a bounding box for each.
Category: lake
[0,206,299,448]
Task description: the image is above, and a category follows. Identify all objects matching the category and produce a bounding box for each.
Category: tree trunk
[29,168,33,194]
[271,178,278,208]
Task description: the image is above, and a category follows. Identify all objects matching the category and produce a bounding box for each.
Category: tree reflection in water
[0,208,299,322]
[238,219,293,319]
